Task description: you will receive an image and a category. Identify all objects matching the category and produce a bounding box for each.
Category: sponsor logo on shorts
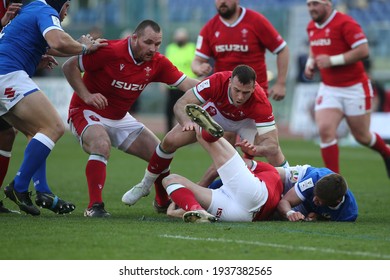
[216,207,223,219]
[89,115,100,122]
[4,87,16,98]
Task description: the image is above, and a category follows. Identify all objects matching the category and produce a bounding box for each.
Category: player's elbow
[62,57,79,76]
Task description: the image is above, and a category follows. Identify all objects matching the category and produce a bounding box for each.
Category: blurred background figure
[164,27,197,132]
[363,58,389,113]
[88,25,103,40]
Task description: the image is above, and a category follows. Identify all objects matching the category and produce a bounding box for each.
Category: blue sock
[33,161,51,193]
[14,133,54,192]
[208,178,223,189]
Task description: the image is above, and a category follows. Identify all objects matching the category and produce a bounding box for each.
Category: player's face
[312,196,324,206]
[132,26,162,62]
[307,1,330,24]
[228,76,255,107]
[59,2,70,22]
[313,195,342,207]
[215,0,238,19]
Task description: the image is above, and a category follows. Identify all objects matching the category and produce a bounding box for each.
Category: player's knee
[161,133,179,153]
[162,174,180,188]
[161,176,170,189]
[353,132,371,146]
[56,121,65,137]
[47,121,65,142]
[265,143,281,157]
[89,138,111,158]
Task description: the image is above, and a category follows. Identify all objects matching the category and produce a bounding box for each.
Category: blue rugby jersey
[0,0,63,77]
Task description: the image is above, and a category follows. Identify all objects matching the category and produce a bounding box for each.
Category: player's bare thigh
[315,108,344,140]
[4,90,64,141]
[126,126,160,161]
[81,124,111,158]
[346,113,372,144]
[160,123,197,152]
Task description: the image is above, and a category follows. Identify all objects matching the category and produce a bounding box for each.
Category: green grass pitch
[1,131,389,260]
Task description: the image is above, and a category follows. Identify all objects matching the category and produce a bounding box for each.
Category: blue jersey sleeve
[0,2,63,76]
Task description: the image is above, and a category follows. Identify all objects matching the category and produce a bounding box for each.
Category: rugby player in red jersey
[162,104,284,223]
[63,20,199,217]
[304,0,390,177]
[123,65,287,209]
[191,0,289,101]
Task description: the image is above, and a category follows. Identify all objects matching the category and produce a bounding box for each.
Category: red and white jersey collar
[128,37,145,66]
[315,9,337,29]
[219,6,246,28]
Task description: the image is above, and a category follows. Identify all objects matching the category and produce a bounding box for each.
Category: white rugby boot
[122,169,159,206]
[122,182,152,206]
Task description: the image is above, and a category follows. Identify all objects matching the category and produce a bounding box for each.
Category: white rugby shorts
[315,81,373,116]
[0,70,40,116]
[208,152,268,222]
[69,109,144,151]
[202,102,262,143]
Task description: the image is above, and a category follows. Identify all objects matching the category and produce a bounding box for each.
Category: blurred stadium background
[32,0,390,139]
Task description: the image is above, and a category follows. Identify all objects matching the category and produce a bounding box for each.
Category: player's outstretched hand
[286,211,306,222]
[166,202,185,219]
[78,34,108,54]
[37,55,58,70]
[181,120,197,132]
[235,139,256,156]
[304,212,318,222]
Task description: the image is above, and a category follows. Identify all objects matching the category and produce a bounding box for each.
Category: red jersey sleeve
[195,17,216,59]
[80,42,116,73]
[151,54,186,86]
[193,72,226,103]
[252,12,286,54]
[341,16,367,48]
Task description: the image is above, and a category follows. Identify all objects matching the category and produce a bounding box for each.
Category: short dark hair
[134,20,161,36]
[314,173,348,206]
[231,65,257,85]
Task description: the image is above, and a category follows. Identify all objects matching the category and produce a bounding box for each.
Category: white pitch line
[160,234,390,259]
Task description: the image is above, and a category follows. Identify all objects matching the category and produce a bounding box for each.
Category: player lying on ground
[161,104,284,223]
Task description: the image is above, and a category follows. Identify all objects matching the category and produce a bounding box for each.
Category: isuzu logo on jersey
[111,80,147,91]
[310,38,331,46]
[215,44,249,52]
